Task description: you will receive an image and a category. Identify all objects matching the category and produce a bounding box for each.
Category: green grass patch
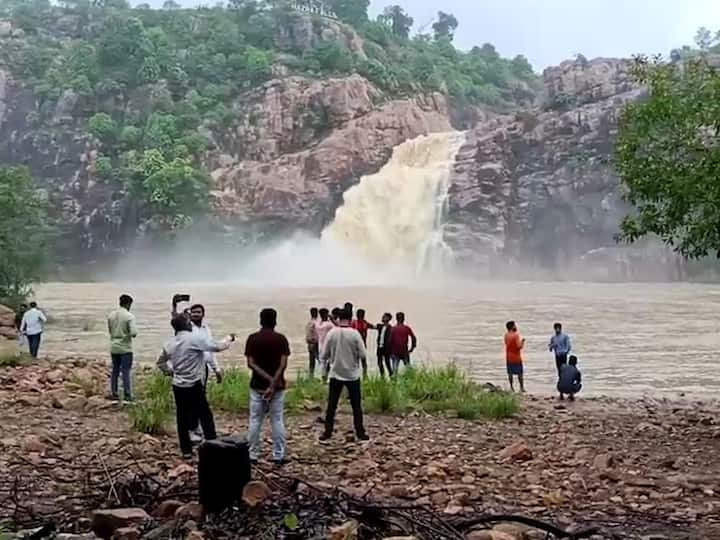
[129,364,518,434]
[128,371,173,434]
[0,351,32,368]
[207,369,251,412]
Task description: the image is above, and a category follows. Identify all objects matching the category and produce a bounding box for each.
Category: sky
[146,0,720,70]
[368,0,720,69]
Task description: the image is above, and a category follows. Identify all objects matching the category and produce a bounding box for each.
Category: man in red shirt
[389,312,417,374]
[504,320,525,393]
[351,309,372,377]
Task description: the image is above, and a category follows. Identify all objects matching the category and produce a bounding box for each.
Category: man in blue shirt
[548,322,571,377]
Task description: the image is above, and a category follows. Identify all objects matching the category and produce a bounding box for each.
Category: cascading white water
[321,131,466,274]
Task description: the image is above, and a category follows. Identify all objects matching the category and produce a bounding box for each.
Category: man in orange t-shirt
[504,320,525,393]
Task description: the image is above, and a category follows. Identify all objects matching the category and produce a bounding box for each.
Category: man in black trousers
[157,314,235,459]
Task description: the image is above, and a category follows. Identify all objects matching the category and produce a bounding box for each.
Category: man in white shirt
[157,314,235,459]
[21,301,47,358]
[188,304,222,442]
[315,308,336,381]
[319,308,369,442]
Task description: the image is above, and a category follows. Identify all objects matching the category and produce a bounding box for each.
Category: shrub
[129,371,173,434]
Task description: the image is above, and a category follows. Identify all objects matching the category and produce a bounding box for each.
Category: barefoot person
[548,322,571,377]
[21,301,47,358]
[320,308,369,442]
[390,312,417,374]
[305,307,319,378]
[157,314,234,459]
[558,355,582,401]
[107,294,138,402]
[504,320,525,393]
[188,304,222,442]
[245,308,291,465]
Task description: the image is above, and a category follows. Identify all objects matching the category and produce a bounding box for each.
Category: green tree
[432,11,458,41]
[326,0,368,26]
[617,56,720,258]
[87,112,118,143]
[0,167,50,302]
[380,5,413,39]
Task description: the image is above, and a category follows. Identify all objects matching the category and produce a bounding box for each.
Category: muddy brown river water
[30,281,720,398]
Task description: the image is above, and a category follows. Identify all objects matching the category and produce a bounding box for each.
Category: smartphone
[173,294,191,304]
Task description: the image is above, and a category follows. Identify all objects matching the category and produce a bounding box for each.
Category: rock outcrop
[445,58,682,279]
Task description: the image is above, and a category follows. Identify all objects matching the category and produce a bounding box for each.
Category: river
[32,280,720,398]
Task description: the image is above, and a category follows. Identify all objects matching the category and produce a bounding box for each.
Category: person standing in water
[21,301,47,358]
[188,304,222,442]
[245,308,291,465]
[157,314,234,459]
[504,320,525,393]
[375,313,393,377]
[389,312,417,374]
[548,322,572,377]
[320,308,369,442]
[305,307,319,378]
[107,294,138,402]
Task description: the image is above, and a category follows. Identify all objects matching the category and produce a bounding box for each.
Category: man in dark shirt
[244,308,290,465]
[375,313,393,377]
[557,355,582,401]
[389,312,417,374]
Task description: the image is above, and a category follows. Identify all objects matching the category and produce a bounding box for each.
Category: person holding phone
[157,314,235,459]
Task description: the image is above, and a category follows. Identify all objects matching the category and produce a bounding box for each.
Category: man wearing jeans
[319,308,369,442]
[21,302,47,358]
[244,308,290,466]
[548,322,572,377]
[107,294,138,401]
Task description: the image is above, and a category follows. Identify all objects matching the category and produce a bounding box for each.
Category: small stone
[389,485,411,498]
[111,528,140,540]
[592,453,614,470]
[175,502,203,522]
[328,519,359,539]
[53,394,88,412]
[443,503,464,515]
[431,492,450,506]
[167,463,194,479]
[91,508,150,540]
[45,369,65,384]
[153,499,183,518]
[492,523,529,539]
[242,481,272,508]
[499,440,533,461]
[187,531,205,540]
[22,435,47,454]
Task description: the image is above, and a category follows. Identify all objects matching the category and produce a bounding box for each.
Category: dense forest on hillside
[0,0,539,228]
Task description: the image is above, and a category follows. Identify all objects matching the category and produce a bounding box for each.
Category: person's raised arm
[193,332,234,353]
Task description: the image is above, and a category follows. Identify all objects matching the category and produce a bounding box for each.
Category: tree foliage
[432,11,458,41]
[380,5,413,39]
[617,55,720,258]
[0,167,51,302]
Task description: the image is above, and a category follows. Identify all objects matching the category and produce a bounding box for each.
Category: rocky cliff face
[445,58,683,280]
[0,30,680,279]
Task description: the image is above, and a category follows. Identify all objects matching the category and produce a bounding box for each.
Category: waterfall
[322,131,466,274]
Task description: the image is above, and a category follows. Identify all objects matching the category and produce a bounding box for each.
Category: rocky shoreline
[1,358,719,539]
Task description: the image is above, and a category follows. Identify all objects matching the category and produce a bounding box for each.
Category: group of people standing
[105,295,420,462]
[304,304,417,380]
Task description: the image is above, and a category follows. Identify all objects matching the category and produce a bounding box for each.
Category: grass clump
[207,369,251,413]
[364,376,407,414]
[129,371,173,435]
[0,351,32,368]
